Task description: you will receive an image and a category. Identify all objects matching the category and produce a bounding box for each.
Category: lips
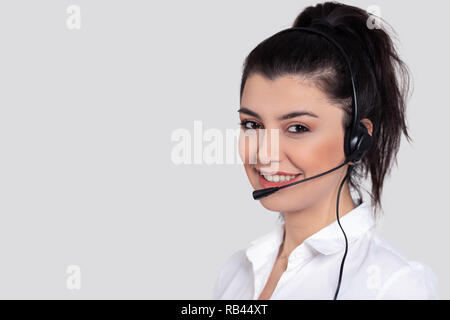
[258,170,300,176]
[255,168,303,188]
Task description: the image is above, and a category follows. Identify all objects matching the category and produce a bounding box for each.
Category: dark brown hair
[239,1,412,219]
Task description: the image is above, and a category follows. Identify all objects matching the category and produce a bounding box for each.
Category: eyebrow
[237,107,319,121]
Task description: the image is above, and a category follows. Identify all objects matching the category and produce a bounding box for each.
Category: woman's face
[238,73,350,213]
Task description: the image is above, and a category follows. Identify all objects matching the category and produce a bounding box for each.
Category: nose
[258,128,280,170]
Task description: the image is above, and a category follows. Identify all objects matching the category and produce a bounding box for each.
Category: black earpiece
[344,121,373,164]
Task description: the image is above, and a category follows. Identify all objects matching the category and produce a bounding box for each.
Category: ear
[360,118,373,136]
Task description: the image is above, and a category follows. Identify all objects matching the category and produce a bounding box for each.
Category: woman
[213,2,439,300]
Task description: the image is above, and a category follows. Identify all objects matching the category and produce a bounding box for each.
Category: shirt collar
[245,201,376,271]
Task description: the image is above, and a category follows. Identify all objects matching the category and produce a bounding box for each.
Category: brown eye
[239,120,261,130]
[288,124,309,134]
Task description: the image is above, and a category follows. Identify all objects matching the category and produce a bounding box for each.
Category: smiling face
[238,73,351,213]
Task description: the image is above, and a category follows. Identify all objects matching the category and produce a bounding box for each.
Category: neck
[278,181,356,259]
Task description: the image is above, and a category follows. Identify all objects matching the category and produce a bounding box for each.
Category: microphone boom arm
[252,159,351,200]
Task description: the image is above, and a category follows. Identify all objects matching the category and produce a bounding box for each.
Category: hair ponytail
[240,1,412,219]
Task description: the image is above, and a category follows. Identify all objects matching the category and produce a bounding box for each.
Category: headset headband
[270,23,359,135]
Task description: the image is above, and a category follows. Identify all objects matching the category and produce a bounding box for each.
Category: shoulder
[218,249,248,278]
[212,249,248,299]
[364,232,439,299]
[376,259,440,299]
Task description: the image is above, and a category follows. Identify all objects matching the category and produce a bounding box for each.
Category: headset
[251,19,374,299]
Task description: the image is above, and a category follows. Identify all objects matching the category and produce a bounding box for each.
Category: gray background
[0,0,448,299]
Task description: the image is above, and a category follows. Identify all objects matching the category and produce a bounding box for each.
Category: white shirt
[213,201,439,300]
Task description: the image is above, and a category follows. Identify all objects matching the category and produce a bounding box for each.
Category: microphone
[253,159,351,200]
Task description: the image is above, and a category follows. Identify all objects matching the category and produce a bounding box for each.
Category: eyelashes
[239,120,261,130]
[238,120,310,134]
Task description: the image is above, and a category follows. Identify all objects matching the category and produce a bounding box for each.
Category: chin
[258,192,306,213]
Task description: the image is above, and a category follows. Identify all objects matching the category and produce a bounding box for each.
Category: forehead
[241,73,338,118]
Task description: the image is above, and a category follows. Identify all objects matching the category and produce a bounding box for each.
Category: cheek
[312,136,343,163]
[286,131,344,172]
[238,132,259,187]
[238,130,258,165]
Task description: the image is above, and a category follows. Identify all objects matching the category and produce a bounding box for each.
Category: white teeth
[261,173,298,182]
